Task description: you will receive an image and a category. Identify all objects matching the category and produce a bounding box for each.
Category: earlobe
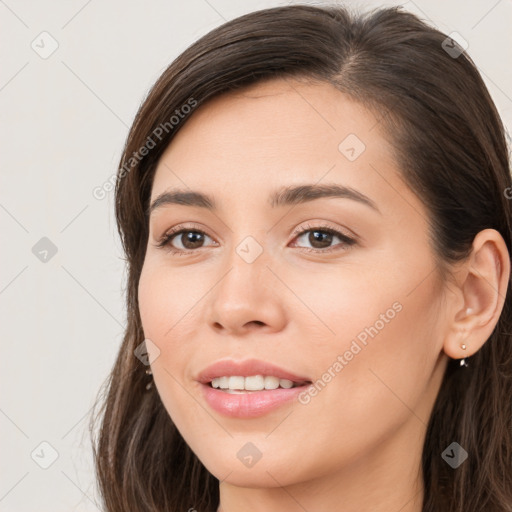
[443,229,510,363]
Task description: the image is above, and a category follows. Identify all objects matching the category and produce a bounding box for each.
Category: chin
[200,448,308,489]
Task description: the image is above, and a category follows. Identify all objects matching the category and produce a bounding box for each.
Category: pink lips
[196,359,312,418]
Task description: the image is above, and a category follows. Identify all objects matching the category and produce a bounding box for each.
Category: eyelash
[155,222,357,256]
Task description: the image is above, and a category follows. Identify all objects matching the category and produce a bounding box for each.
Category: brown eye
[175,231,206,250]
[292,226,356,252]
[305,230,334,249]
[157,228,215,253]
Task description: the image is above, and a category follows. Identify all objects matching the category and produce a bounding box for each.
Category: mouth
[200,375,314,418]
[196,359,313,415]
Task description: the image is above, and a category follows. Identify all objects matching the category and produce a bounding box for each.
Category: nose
[206,244,287,336]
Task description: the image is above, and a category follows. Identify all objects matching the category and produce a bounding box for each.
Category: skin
[138,77,509,512]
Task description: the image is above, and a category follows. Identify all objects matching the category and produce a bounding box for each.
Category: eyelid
[159,222,209,238]
[290,221,356,240]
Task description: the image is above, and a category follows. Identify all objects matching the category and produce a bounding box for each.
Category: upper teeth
[211,375,297,391]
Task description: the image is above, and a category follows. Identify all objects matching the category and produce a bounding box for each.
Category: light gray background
[1,1,511,510]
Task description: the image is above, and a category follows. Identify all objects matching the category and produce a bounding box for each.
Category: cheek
[137,263,188,397]
[138,261,200,342]
[137,261,206,408]
[280,260,405,351]
[290,257,443,415]
[137,267,193,439]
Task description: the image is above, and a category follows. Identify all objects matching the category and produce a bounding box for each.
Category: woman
[90,4,512,511]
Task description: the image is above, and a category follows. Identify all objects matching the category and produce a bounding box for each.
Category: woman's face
[138,77,451,488]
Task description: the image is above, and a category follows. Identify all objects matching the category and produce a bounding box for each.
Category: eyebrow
[147,183,380,216]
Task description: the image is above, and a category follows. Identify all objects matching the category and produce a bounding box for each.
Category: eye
[290,223,356,253]
[155,224,216,254]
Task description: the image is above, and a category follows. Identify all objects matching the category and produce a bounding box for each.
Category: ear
[443,229,510,361]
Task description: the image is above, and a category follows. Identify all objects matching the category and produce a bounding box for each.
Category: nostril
[246,320,265,328]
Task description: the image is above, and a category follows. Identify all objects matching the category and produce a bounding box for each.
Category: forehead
[149,78,414,218]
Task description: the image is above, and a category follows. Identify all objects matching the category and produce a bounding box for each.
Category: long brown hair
[89,4,512,511]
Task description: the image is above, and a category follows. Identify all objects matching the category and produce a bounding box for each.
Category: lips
[196,358,312,386]
[197,359,313,418]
